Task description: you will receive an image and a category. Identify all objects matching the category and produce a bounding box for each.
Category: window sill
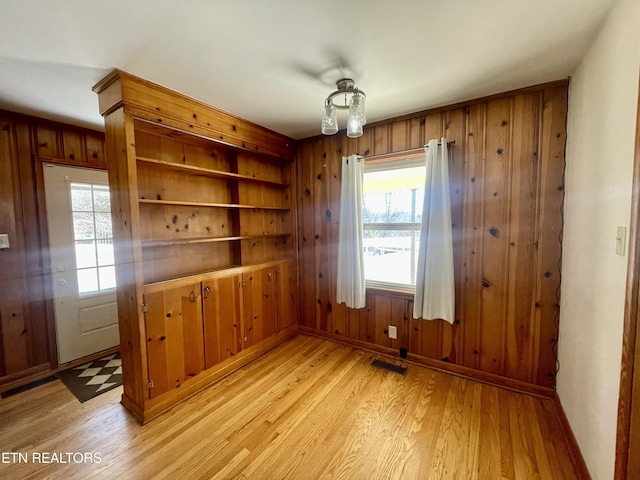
[366,284,416,300]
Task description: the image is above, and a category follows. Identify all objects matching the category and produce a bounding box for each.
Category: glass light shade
[350,92,366,126]
[346,114,363,138]
[321,104,338,135]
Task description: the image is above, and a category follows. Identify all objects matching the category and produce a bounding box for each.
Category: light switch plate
[0,234,9,249]
[388,325,398,340]
[616,226,627,256]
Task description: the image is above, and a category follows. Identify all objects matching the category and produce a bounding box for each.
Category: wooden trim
[298,327,555,398]
[365,286,415,300]
[120,392,145,421]
[0,364,51,392]
[142,259,294,292]
[58,346,120,369]
[615,75,640,480]
[552,392,593,479]
[364,147,425,163]
[132,118,294,164]
[34,157,59,369]
[38,156,107,170]
[93,69,295,160]
[0,346,119,393]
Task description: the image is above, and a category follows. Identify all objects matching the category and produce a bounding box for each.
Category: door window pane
[92,186,111,212]
[70,182,116,296]
[98,266,116,291]
[77,268,99,295]
[73,212,95,240]
[75,240,97,268]
[97,242,115,267]
[70,183,93,211]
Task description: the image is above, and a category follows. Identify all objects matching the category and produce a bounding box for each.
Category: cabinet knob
[189,291,197,303]
[203,286,211,299]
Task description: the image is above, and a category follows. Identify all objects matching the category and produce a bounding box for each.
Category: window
[70,182,116,295]
[363,156,425,290]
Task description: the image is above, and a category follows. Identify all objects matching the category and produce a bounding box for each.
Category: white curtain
[336,154,366,309]
[413,138,455,323]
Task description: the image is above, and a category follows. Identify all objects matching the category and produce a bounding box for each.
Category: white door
[43,164,119,364]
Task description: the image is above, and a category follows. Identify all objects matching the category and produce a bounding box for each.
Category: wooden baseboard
[58,346,120,370]
[137,325,299,423]
[121,392,145,421]
[0,364,52,393]
[552,392,592,479]
[0,346,120,393]
[299,326,554,398]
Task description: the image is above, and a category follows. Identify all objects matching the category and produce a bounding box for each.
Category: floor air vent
[1,375,57,398]
[371,359,407,375]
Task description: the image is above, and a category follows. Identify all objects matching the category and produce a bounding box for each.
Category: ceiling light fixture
[321,78,366,138]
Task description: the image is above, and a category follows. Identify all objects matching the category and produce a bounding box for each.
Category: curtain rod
[364,141,456,161]
[425,140,456,147]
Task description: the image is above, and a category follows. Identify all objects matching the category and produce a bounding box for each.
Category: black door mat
[1,375,57,399]
[371,359,407,375]
[55,352,122,403]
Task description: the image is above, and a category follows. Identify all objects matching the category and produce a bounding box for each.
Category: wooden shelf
[138,198,290,211]
[136,156,289,188]
[133,117,293,163]
[142,233,291,248]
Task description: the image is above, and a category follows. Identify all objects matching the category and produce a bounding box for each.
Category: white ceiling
[0,0,614,140]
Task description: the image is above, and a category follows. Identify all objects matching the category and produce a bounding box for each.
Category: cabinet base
[125,324,299,423]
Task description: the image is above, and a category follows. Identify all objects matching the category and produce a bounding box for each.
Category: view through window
[363,159,425,289]
[70,182,116,295]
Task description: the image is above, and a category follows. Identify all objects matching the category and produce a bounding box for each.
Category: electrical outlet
[388,325,397,340]
[0,234,9,249]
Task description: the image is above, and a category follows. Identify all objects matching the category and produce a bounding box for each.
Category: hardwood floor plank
[533,395,577,480]
[499,388,517,479]
[478,385,503,479]
[319,366,417,479]
[0,335,581,480]
[257,353,383,478]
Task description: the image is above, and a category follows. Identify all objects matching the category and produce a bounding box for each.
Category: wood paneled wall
[0,110,106,388]
[296,82,567,389]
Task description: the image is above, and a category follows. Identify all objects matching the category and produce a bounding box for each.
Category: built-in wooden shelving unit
[94,70,298,422]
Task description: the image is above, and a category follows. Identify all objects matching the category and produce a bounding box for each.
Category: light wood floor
[0,335,579,479]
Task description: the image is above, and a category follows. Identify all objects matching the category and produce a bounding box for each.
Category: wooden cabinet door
[143,283,205,399]
[243,267,275,349]
[202,274,242,369]
[275,261,297,332]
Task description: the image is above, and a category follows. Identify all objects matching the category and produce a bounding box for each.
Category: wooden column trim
[615,75,640,480]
